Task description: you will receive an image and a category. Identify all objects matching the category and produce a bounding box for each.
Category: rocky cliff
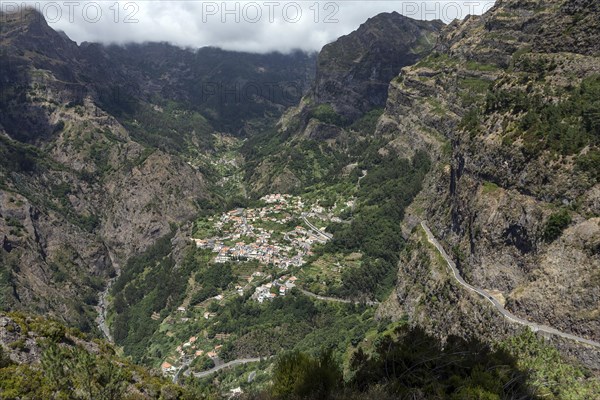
[244,12,444,195]
[375,0,600,368]
[313,12,444,122]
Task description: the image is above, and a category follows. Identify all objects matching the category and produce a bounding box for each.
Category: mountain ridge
[0,7,314,332]
[1,2,600,397]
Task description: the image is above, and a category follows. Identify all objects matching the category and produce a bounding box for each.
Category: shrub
[311,104,345,126]
[543,209,572,243]
[271,349,342,399]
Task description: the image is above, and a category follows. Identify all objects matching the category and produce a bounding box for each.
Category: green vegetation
[193,217,218,238]
[323,150,431,300]
[464,60,500,72]
[191,263,235,305]
[414,52,455,69]
[0,253,16,309]
[245,137,345,190]
[246,326,536,399]
[0,312,212,399]
[310,104,347,126]
[459,108,483,136]
[111,229,201,363]
[122,102,215,156]
[542,209,572,243]
[347,108,384,134]
[205,292,375,361]
[500,330,600,399]
[485,74,600,157]
[40,343,130,399]
[270,350,342,399]
[576,149,600,181]
[482,181,500,194]
[299,252,357,295]
[459,77,492,95]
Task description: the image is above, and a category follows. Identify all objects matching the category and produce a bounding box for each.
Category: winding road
[185,358,264,380]
[299,288,379,306]
[421,221,600,349]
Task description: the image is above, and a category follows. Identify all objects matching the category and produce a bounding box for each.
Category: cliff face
[376,0,600,367]
[244,12,444,195]
[313,12,444,122]
[0,10,210,330]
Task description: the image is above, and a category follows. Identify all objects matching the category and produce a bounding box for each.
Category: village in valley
[156,193,352,384]
[191,194,332,272]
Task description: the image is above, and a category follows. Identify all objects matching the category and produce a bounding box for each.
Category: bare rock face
[0,9,209,330]
[375,0,600,368]
[313,12,444,122]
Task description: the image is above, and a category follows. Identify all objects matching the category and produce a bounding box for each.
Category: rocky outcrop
[376,0,600,368]
[313,12,444,122]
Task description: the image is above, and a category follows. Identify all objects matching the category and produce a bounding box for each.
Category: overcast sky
[9,1,496,53]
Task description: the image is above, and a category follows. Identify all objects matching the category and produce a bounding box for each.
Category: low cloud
[6,1,496,53]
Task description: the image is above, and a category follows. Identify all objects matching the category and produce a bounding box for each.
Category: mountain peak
[1,7,50,33]
[0,7,79,76]
[313,13,444,121]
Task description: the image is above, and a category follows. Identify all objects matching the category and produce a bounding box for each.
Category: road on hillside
[298,288,379,307]
[421,221,600,349]
[301,214,333,240]
[190,358,264,379]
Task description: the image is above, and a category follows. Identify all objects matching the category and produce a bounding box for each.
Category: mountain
[0,8,315,332]
[2,1,600,397]
[242,12,444,194]
[81,43,315,137]
[313,12,444,122]
[245,0,599,372]
[370,0,600,368]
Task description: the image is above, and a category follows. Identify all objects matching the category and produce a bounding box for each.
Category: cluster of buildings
[163,194,342,378]
[161,335,226,376]
[252,276,298,303]
[261,193,299,205]
[191,195,331,271]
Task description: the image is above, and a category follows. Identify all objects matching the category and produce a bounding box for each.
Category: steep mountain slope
[243,12,444,194]
[314,12,444,122]
[77,43,315,141]
[0,9,314,332]
[372,0,600,368]
[0,9,208,332]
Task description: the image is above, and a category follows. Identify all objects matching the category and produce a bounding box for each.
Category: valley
[109,187,383,391]
[1,1,600,399]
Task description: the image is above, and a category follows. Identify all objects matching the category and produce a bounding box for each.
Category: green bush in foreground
[0,312,216,400]
[271,349,342,399]
[246,326,537,400]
